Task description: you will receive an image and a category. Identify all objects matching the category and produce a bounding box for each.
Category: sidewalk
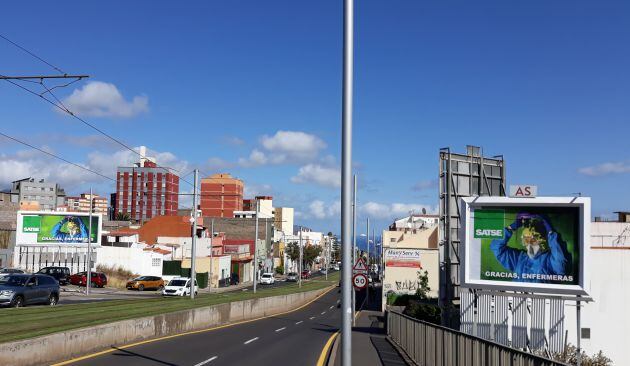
[329,288,408,366]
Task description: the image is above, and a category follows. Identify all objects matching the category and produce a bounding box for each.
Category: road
[64,284,342,366]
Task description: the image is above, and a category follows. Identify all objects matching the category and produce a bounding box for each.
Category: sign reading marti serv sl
[384,248,422,268]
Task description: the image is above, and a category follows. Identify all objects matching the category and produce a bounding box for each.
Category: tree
[415,270,431,299]
[115,212,131,221]
[285,242,300,262]
[303,245,322,268]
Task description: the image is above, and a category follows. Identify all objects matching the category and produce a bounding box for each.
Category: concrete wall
[96,246,163,277]
[0,286,332,366]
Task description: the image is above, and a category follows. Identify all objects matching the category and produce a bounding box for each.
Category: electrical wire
[0,33,66,74]
[1,75,195,187]
[0,131,115,182]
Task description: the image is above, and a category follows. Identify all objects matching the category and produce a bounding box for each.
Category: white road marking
[194,356,218,366]
[244,337,259,345]
[321,311,326,315]
[295,321,303,325]
[329,306,334,309]
[275,327,286,332]
[310,316,316,320]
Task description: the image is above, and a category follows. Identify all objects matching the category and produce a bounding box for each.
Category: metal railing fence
[388,310,567,366]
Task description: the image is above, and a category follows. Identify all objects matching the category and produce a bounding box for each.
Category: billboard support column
[577,295,582,366]
[86,187,93,296]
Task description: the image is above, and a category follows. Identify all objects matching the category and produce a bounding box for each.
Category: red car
[301,270,311,279]
[69,272,108,288]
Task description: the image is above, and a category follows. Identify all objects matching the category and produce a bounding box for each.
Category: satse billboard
[459,196,590,295]
[17,211,102,246]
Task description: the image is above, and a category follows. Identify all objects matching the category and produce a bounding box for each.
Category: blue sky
[1,1,629,234]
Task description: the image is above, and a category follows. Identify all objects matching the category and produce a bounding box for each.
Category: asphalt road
[67,285,342,366]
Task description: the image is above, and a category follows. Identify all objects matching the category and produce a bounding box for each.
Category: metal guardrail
[388,311,566,366]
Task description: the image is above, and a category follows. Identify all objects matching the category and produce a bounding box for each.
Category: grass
[0,272,339,344]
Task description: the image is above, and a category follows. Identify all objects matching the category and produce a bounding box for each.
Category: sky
[1,1,630,235]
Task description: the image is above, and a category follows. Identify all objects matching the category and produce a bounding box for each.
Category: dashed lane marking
[244,337,259,345]
[194,356,218,366]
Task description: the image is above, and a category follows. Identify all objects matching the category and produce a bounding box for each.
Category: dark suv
[37,267,71,285]
[0,274,60,307]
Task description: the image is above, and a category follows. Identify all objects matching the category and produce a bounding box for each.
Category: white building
[561,218,630,365]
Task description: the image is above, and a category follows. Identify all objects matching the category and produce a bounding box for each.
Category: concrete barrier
[0,286,333,366]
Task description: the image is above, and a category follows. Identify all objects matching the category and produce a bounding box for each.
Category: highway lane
[65,285,342,366]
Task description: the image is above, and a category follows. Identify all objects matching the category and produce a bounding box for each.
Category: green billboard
[19,213,100,245]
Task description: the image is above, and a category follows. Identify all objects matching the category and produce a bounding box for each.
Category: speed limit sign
[353,274,367,290]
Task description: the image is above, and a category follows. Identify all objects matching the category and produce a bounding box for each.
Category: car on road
[301,270,311,279]
[126,276,164,291]
[69,272,108,288]
[0,273,60,307]
[333,264,340,271]
[162,277,198,297]
[286,272,298,282]
[0,268,24,274]
[320,268,328,275]
[260,273,275,285]
[37,266,70,285]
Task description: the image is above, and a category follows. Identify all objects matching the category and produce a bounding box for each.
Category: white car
[260,273,275,285]
[162,277,198,297]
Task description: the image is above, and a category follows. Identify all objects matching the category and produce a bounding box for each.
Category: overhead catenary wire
[1,34,213,190]
[0,33,66,74]
[1,75,194,188]
[0,131,115,182]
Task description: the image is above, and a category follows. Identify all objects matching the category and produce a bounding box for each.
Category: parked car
[0,274,60,307]
[162,277,198,297]
[320,268,328,275]
[286,272,298,282]
[333,264,340,271]
[37,267,70,285]
[126,276,164,291]
[0,268,24,274]
[301,270,311,279]
[260,273,275,285]
[69,272,108,288]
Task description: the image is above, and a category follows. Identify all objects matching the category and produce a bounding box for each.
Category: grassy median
[0,272,339,343]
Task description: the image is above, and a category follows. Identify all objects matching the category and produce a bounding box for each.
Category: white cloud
[238,149,268,167]
[412,179,438,191]
[0,146,188,194]
[61,81,149,118]
[578,161,630,176]
[291,164,340,188]
[308,200,340,219]
[223,136,245,146]
[238,130,326,167]
[204,157,234,171]
[244,183,273,198]
[361,202,437,219]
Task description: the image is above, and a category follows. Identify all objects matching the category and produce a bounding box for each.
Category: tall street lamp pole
[340,0,354,363]
[190,169,198,300]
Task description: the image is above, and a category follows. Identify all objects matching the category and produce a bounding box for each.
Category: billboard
[17,211,102,245]
[460,197,589,295]
[384,249,422,268]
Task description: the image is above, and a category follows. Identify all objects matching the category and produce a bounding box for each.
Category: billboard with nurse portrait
[460,197,590,295]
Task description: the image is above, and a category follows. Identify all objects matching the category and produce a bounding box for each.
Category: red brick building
[200,173,243,217]
[242,198,255,212]
[113,149,179,222]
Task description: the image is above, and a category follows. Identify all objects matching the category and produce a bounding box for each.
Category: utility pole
[86,187,93,295]
[190,169,198,299]
[254,199,259,293]
[299,226,303,288]
[210,219,214,290]
[352,174,357,325]
[366,217,370,305]
[340,0,354,363]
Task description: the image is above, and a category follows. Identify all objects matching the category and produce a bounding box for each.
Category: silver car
[0,274,60,307]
